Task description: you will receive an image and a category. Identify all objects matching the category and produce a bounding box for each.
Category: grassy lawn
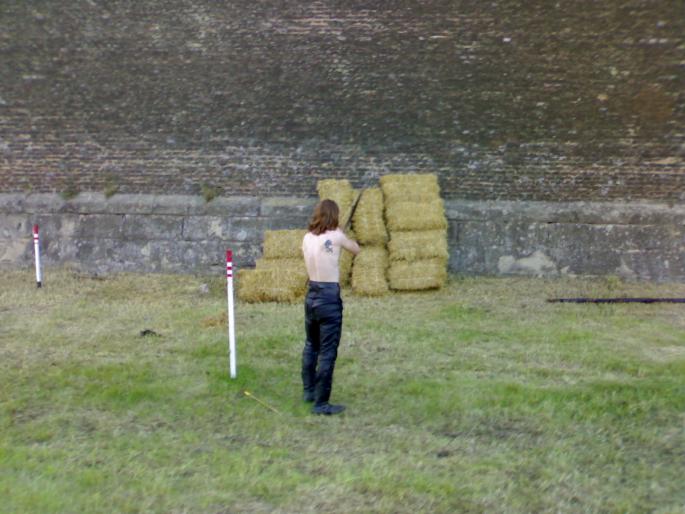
[1,269,684,513]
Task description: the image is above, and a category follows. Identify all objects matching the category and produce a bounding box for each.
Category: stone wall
[2,2,683,281]
[2,193,683,282]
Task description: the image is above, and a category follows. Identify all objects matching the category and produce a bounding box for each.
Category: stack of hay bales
[238,174,449,302]
[237,229,308,303]
[381,174,448,290]
[317,179,359,286]
[317,179,357,228]
[351,188,389,296]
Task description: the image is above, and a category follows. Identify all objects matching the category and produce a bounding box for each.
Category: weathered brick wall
[1,1,683,200]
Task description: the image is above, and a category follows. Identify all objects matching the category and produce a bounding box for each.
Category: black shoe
[303,391,315,403]
[312,403,346,415]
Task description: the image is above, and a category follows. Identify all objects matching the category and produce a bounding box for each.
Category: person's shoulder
[329,228,346,240]
[303,231,315,246]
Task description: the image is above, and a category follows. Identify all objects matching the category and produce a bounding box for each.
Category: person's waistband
[307,281,340,291]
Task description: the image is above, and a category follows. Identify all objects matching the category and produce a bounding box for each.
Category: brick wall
[1,1,683,201]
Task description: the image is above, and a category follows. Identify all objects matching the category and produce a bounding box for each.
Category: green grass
[1,269,684,513]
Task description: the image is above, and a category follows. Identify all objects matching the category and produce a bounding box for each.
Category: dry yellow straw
[387,258,448,290]
[384,200,447,231]
[243,390,281,414]
[317,179,357,227]
[387,230,449,261]
[262,230,306,259]
[352,188,387,245]
[380,173,441,203]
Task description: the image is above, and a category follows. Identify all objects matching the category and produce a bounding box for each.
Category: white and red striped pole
[33,224,42,288]
[226,250,237,378]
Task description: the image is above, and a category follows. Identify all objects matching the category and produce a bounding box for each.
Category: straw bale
[380,173,440,203]
[236,269,268,303]
[388,230,449,262]
[351,246,389,296]
[387,258,448,291]
[237,267,307,303]
[262,230,306,259]
[256,257,306,273]
[338,228,356,286]
[338,189,361,229]
[317,179,355,206]
[352,268,389,296]
[353,245,388,269]
[352,188,387,245]
[317,179,357,227]
[385,200,447,232]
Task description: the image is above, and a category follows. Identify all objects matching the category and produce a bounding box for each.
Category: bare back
[302,229,360,283]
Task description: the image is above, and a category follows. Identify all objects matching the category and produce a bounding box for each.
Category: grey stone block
[0,237,31,265]
[445,199,685,226]
[266,215,309,230]
[182,216,230,241]
[74,238,119,266]
[1,214,81,240]
[121,214,184,240]
[182,215,268,242]
[227,217,270,242]
[102,194,159,215]
[0,194,27,214]
[0,215,30,239]
[59,193,109,214]
[44,237,79,264]
[75,214,123,239]
[188,196,261,216]
[22,193,67,214]
[450,218,685,279]
[104,194,197,215]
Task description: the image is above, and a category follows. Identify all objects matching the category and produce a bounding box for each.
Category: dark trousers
[302,281,343,406]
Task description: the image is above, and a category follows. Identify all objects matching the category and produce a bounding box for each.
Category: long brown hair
[308,199,339,235]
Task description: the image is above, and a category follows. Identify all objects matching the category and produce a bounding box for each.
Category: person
[301,199,360,415]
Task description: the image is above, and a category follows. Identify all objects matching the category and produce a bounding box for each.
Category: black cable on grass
[548,298,685,304]
[139,329,161,337]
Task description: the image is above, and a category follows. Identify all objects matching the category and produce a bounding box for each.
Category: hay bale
[262,230,306,259]
[380,173,440,203]
[387,258,448,291]
[237,267,307,303]
[351,246,389,296]
[388,230,449,261]
[352,188,387,245]
[353,245,389,269]
[236,269,266,303]
[256,257,306,273]
[317,179,357,227]
[385,200,447,232]
[317,178,355,206]
[339,228,356,286]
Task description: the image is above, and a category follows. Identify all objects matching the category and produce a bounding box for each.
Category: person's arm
[339,230,360,256]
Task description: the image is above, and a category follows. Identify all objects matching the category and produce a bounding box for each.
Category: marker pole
[226,250,237,378]
[33,224,42,288]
